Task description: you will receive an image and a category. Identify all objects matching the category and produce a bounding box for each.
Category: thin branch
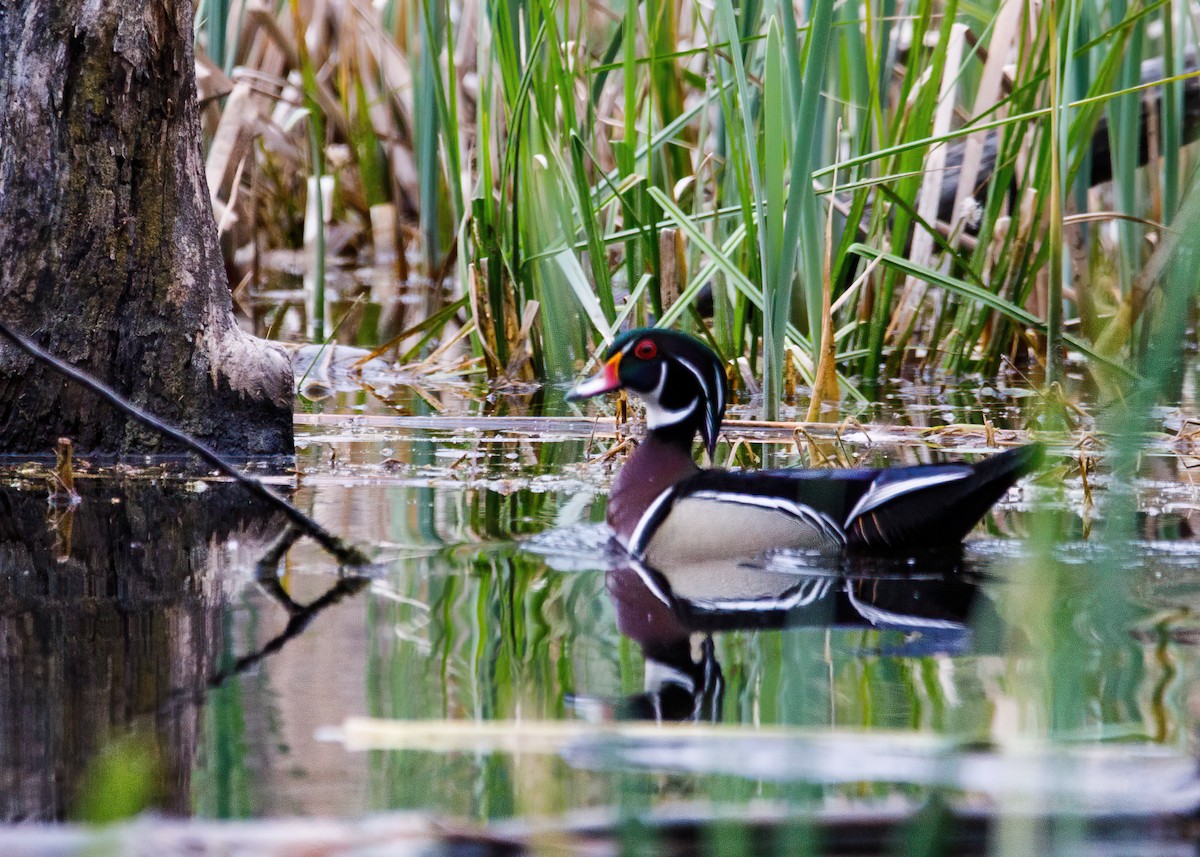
[0,320,369,566]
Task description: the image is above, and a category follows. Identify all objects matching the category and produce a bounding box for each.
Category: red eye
[633,339,657,360]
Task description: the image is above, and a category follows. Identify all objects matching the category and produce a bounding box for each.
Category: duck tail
[969,441,1044,486]
[846,443,1044,552]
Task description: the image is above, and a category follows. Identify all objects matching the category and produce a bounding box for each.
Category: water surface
[2,380,1199,847]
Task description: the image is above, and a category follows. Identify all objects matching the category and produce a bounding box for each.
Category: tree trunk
[0,0,292,456]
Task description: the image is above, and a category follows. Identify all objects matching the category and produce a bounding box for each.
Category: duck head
[568,329,727,459]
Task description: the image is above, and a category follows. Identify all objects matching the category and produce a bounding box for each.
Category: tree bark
[0,0,293,456]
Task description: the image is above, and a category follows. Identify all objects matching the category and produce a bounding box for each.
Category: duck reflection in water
[593,549,1001,723]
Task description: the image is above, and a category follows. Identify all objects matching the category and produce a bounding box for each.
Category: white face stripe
[643,362,697,429]
[843,471,969,527]
[671,352,723,446]
[674,354,713,409]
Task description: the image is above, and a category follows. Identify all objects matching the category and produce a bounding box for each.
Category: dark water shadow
[0,480,362,822]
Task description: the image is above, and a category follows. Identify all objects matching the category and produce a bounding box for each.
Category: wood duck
[568,328,1042,567]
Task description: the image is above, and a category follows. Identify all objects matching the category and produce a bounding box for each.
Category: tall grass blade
[1046,0,1069,384]
[762,19,788,417]
[416,0,444,272]
[289,0,328,343]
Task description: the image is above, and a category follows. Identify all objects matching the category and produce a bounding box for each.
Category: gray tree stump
[0,0,293,456]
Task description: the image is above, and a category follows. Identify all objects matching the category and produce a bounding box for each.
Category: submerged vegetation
[196,0,1199,413]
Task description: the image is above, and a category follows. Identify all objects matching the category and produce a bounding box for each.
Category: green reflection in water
[188,426,1200,841]
[195,611,254,819]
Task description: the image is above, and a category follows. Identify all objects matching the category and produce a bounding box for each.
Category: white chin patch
[644,398,696,429]
[643,364,696,429]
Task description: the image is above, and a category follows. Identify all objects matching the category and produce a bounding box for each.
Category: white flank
[681,490,846,546]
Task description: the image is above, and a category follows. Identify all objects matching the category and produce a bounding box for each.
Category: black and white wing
[844,444,1043,551]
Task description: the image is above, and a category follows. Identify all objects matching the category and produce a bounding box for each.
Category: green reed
[200,0,1200,406]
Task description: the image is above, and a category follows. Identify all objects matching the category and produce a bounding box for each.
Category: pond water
[3,375,1200,852]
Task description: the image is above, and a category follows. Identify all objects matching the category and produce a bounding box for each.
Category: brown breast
[605,435,699,543]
